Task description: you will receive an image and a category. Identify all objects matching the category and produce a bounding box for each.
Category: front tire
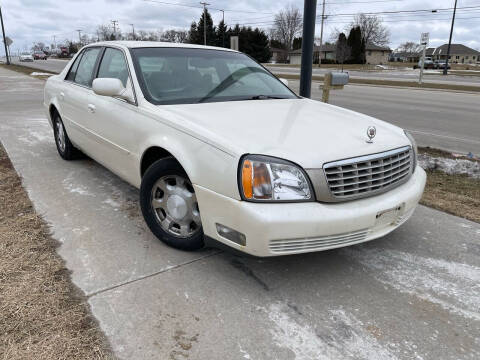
[53,114,80,160]
[140,158,204,251]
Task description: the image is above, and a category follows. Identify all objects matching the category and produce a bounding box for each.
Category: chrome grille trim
[321,146,413,201]
[269,229,369,254]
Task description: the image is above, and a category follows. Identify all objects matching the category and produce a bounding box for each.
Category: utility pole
[0,5,10,64]
[300,0,317,98]
[76,29,82,45]
[111,20,118,39]
[129,23,135,40]
[443,0,457,75]
[199,2,210,46]
[318,0,326,67]
[53,35,56,49]
[220,9,225,47]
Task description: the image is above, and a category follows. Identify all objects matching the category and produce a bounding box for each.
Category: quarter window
[65,52,83,81]
[74,47,101,87]
[97,48,130,87]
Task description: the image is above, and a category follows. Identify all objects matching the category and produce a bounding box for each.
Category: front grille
[323,146,412,199]
[269,229,369,254]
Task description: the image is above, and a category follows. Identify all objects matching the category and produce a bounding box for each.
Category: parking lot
[1,65,479,359]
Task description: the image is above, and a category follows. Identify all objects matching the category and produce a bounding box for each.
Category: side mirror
[92,78,134,103]
[279,78,289,86]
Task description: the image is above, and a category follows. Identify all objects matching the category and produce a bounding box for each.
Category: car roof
[84,41,238,53]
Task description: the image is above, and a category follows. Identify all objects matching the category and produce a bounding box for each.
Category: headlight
[404,130,418,173]
[239,155,313,202]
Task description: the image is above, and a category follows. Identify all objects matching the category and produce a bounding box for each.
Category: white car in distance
[19,52,34,62]
[44,41,426,257]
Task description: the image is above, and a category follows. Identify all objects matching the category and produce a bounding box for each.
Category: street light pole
[76,29,82,45]
[129,23,135,40]
[220,9,225,47]
[299,0,317,98]
[0,5,10,64]
[200,2,210,46]
[318,0,326,67]
[443,0,457,75]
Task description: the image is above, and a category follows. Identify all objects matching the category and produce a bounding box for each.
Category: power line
[142,0,273,14]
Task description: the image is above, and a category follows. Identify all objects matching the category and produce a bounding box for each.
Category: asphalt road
[1,66,480,360]
[267,65,480,87]
[8,56,70,73]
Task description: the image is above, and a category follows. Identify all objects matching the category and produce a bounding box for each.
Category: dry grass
[0,144,115,360]
[421,170,480,223]
[418,147,480,223]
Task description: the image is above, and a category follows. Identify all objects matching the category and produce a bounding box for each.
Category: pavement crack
[87,250,223,298]
[230,258,270,291]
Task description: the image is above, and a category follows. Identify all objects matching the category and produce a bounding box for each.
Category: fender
[138,131,240,200]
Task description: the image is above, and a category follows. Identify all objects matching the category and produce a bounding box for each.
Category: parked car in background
[43,41,426,257]
[434,60,451,70]
[33,51,47,60]
[19,53,34,62]
[414,57,434,69]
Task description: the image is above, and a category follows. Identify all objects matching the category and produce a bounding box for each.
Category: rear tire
[140,158,204,251]
[53,114,81,160]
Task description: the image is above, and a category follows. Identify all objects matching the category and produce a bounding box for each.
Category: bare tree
[272,5,303,50]
[96,25,113,41]
[397,41,421,54]
[161,29,188,43]
[351,14,389,46]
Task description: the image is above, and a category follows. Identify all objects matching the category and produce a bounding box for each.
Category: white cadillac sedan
[44,41,426,257]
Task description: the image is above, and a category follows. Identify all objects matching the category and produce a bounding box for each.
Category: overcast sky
[1,0,479,54]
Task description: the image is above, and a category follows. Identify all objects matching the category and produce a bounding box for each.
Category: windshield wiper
[247,95,286,100]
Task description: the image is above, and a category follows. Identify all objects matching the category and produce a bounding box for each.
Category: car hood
[151,98,410,169]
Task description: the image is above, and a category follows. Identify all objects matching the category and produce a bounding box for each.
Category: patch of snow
[17,130,53,145]
[103,198,121,209]
[238,343,251,359]
[418,154,480,179]
[30,72,53,77]
[265,302,397,359]
[62,175,95,197]
[343,247,480,321]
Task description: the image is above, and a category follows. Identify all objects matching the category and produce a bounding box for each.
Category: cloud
[1,0,479,53]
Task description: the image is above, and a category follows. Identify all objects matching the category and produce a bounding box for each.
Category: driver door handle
[87,104,96,113]
[59,92,65,100]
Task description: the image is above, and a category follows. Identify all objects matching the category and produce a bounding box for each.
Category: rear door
[61,47,102,150]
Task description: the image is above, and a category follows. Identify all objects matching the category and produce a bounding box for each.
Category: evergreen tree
[188,22,201,44]
[215,20,228,48]
[292,37,302,50]
[196,9,216,46]
[347,26,364,64]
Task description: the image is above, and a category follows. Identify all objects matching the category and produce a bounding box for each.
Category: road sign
[420,32,429,46]
[5,36,12,46]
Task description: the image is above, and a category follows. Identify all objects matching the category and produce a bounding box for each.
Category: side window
[74,47,101,87]
[97,48,129,87]
[65,52,83,81]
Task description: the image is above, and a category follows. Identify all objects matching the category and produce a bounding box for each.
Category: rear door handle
[87,104,96,113]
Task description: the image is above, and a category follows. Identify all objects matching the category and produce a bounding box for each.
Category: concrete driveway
[1,67,479,360]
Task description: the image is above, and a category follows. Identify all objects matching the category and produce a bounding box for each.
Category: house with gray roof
[432,44,479,64]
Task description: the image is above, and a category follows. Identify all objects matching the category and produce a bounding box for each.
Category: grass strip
[0,144,115,360]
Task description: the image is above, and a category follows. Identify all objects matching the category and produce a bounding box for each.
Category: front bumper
[195,167,426,257]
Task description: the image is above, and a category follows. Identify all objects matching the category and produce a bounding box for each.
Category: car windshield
[130,47,297,105]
